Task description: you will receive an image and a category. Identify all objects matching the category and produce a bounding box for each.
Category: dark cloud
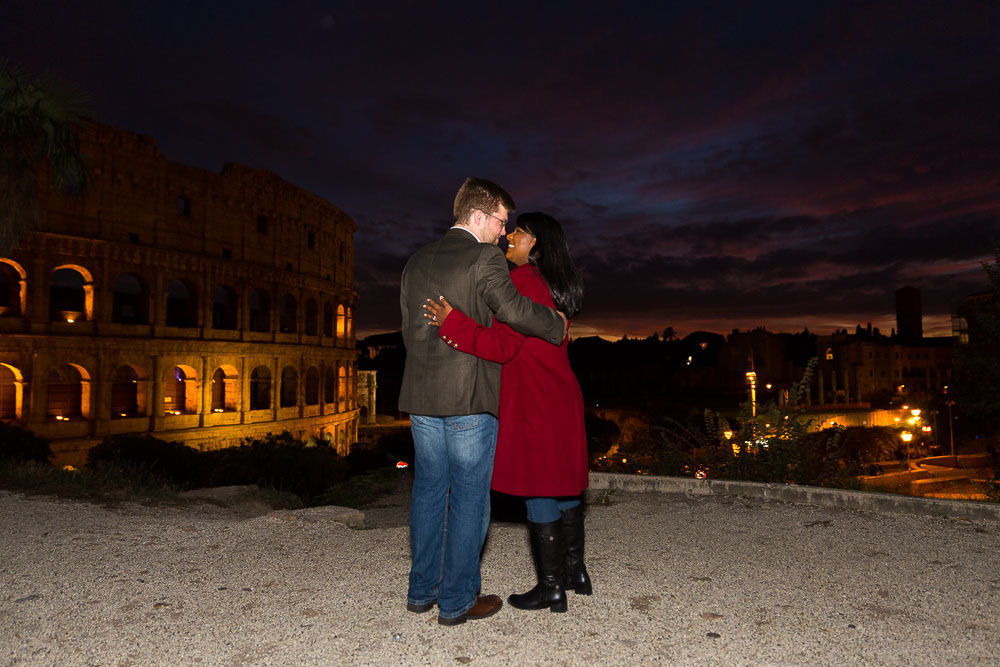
[3,0,998,339]
[184,99,323,160]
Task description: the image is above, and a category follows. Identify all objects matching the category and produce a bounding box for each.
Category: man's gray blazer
[398,227,564,417]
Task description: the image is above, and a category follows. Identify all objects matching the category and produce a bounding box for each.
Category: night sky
[4,1,999,339]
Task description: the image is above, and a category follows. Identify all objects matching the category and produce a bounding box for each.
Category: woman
[424,212,591,613]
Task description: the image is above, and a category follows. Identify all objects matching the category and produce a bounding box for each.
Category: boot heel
[573,582,593,595]
[550,599,567,613]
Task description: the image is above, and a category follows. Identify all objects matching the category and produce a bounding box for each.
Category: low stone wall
[587,471,1000,521]
[50,411,358,466]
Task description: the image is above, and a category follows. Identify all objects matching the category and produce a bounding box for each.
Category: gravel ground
[2,485,999,666]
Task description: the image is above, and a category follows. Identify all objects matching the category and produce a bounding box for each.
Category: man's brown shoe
[437,594,503,626]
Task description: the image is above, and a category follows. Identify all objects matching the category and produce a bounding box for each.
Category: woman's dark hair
[518,212,584,318]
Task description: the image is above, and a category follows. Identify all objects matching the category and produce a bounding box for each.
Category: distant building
[0,122,359,463]
[357,331,405,418]
[815,331,952,407]
[952,290,997,346]
[815,288,952,407]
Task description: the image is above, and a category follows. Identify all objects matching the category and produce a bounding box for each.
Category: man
[399,178,566,626]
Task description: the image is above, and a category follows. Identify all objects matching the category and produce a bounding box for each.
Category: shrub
[585,413,621,460]
[202,432,350,504]
[1,458,178,501]
[314,467,400,508]
[0,422,52,463]
[618,358,866,488]
[86,434,202,488]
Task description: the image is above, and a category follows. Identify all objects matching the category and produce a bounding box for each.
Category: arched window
[304,297,318,336]
[338,365,347,410]
[279,294,297,333]
[323,302,334,337]
[211,365,239,412]
[280,365,298,407]
[825,347,834,361]
[110,365,142,417]
[50,268,87,321]
[212,285,239,330]
[0,261,24,317]
[250,366,271,410]
[305,366,320,406]
[165,279,199,328]
[324,367,335,405]
[0,364,22,420]
[47,364,87,419]
[336,304,346,341]
[249,288,271,332]
[164,365,197,414]
[346,307,353,341]
[112,273,148,324]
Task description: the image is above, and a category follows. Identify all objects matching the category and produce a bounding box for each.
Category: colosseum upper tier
[0,122,360,465]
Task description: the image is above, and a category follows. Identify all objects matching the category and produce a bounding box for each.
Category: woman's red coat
[438,264,589,497]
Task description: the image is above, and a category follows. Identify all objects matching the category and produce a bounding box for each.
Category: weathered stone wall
[0,122,361,464]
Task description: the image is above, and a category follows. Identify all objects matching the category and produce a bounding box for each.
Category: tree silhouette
[0,59,90,256]
[952,242,1000,435]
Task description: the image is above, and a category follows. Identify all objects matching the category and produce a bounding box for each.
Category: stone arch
[248,288,271,332]
[50,265,93,322]
[165,279,199,328]
[110,364,146,417]
[211,364,239,412]
[112,272,149,324]
[46,362,91,420]
[338,364,347,410]
[280,365,298,407]
[0,363,25,420]
[324,366,335,405]
[323,301,334,337]
[163,364,198,414]
[212,285,239,330]
[304,297,318,336]
[349,363,356,408]
[0,259,26,318]
[249,365,271,410]
[305,366,320,406]
[336,304,346,341]
[279,294,297,333]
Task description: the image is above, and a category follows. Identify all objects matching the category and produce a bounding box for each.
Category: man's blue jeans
[407,413,498,620]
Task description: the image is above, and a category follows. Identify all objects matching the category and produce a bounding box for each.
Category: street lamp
[746,370,757,417]
[944,400,956,464]
[901,431,913,465]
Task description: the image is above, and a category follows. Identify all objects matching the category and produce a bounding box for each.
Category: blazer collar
[446,226,481,243]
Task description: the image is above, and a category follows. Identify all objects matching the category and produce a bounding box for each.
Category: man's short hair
[453,178,515,225]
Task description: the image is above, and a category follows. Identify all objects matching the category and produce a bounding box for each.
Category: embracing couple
[399,177,591,626]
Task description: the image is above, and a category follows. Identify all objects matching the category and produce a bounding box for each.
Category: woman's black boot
[508,519,567,612]
[560,504,593,595]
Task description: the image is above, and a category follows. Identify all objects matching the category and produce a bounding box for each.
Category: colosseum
[0,122,360,465]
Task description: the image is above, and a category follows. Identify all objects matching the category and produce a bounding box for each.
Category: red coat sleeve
[438,309,525,363]
[438,269,552,363]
